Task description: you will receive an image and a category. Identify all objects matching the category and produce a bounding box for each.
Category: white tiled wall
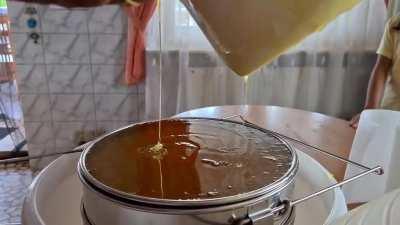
[8,2,144,169]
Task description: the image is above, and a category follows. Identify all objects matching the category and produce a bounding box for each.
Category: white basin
[22,150,347,225]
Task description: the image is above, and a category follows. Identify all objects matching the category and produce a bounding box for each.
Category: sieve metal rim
[78,117,299,208]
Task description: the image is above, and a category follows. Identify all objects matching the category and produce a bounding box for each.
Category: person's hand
[349,113,361,129]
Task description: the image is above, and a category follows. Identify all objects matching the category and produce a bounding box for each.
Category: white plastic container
[328,188,400,225]
[343,110,400,203]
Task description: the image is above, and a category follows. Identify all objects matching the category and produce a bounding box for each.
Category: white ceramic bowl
[22,150,347,225]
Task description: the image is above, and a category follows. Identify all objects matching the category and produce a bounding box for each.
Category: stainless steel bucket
[78,118,299,225]
[79,196,296,225]
[79,180,296,225]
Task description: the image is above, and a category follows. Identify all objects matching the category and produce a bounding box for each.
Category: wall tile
[92,65,137,93]
[8,1,27,33]
[20,94,51,122]
[88,5,126,34]
[47,65,92,93]
[24,122,55,150]
[137,93,145,121]
[90,34,126,64]
[53,121,96,148]
[137,82,145,94]
[96,121,133,134]
[41,7,88,33]
[8,2,43,33]
[16,64,48,94]
[95,94,138,121]
[8,3,146,170]
[50,94,95,121]
[11,33,44,64]
[43,34,90,64]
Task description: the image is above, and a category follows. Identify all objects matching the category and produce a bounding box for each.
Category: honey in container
[181,0,359,76]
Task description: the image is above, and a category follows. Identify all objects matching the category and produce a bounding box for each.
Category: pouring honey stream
[155,0,165,197]
[147,0,262,199]
[122,0,361,201]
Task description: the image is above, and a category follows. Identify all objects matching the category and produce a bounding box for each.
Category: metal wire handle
[223,114,383,175]
[222,114,384,225]
[0,141,91,164]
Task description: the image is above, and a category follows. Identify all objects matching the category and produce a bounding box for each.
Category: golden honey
[85,120,293,200]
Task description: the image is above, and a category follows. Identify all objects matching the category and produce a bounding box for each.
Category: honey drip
[243,75,248,104]
[155,0,165,199]
[151,0,165,156]
[157,159,164,198]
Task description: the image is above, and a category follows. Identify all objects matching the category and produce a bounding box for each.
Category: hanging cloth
[124,0,157,85]
[0,6,15,82]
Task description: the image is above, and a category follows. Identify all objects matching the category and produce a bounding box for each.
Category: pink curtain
[124,0,157,85]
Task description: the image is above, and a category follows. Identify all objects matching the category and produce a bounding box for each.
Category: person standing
[349,0,400,128]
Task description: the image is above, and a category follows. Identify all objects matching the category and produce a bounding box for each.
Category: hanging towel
[124,0,157,85]
[0,6,15,82]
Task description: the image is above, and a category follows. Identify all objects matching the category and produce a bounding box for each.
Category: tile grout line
[85,10,98,131]
[36,5,56,154]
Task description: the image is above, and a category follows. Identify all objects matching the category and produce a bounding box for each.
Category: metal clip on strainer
[222,115,383,225]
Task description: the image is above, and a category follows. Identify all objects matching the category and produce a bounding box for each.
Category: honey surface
[86,120,293,200]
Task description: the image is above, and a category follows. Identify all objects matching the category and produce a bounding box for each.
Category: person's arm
[350,55,392,128]
[364,55,392,109]
[350,15,394,129]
